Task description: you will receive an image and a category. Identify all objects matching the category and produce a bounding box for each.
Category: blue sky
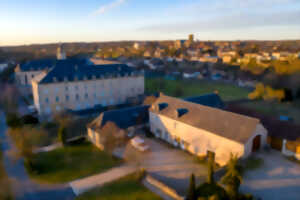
[1,0,300,46]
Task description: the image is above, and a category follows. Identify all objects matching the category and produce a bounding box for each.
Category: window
[43,89,49,94]
[56,106,61,111]
[56,96,59,102]
[94,93,97,98]
[76,94,80,101]
[31,74,34,78]
[85,93,88,99]
[66,95,69,101]
[45,97,49,103]
[75,85,79,90]
[84,85,88,90]
[65,86,68,91]
[24,75,28,85]
[45,107,51,114]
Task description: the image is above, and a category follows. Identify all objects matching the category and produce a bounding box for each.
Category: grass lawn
[239,100,300,125]
[76,173,162,200]
[145,78,249,101]
[29,142,121,183]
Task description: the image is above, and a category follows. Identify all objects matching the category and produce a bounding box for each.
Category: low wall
[145,175,184,200]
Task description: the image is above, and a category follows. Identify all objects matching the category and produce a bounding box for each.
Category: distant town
[0,37,300,200]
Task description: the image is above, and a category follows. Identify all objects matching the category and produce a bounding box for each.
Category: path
[70,164,137,195]
[0,111,75,200]
[240,150,300,200]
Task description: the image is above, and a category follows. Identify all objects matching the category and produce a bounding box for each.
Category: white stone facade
[32,75,144,116]
[149,112,267,166]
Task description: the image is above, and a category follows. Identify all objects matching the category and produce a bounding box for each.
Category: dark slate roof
[19,58,88,72]
[88,105,150,130]
[37,62,139,84]
[150,94,260,144]
[184,93,224,109]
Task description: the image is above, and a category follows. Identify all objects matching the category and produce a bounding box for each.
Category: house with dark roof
[14,44,86,95]
[184,93,224,109]
[149,94,268,166]
[31,61,144,116]
[87,105,149,149]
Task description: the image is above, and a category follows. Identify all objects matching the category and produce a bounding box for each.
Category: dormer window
[175,108,189,118]
[158,103,168,111]
[64,77,68,82]
[53,77,57,82]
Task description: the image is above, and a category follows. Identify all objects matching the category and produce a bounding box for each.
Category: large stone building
[14,44,72,95]
[32,62,144,116]
[149,94,268,166]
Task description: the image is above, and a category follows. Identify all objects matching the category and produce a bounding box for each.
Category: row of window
[43,99,119,114]
[43,87,140,94]
[45,93,124,103]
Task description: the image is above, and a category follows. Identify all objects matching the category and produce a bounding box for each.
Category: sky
[0,0,300,46]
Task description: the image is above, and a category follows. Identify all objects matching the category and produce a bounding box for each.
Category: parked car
[130,136,150,152]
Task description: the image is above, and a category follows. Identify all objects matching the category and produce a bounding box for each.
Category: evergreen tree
[58,125,67,146]
[187,173,196,200]
[221,154,242,200]
[207,153,215,184]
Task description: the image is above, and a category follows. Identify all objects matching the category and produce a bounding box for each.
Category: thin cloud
[139,10,300,33]
[92,0,126,16]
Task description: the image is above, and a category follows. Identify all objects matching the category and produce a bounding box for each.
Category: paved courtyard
[240,150,300,200]
[138,137,208,195]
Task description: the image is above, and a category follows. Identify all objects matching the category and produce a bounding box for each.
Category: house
[31,62,144,116]
[174,40,186,49]
[14,44,80,95]
[199,56,219,63]
[87,105,149,149]
[149,94,267,166]
[184,93,224,109]
[222,55,232,63]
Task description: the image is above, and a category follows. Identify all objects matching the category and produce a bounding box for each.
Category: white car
[130,136,150,152]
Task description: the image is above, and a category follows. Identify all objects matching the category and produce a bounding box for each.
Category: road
[0,111,75,200]
[240,150,300,200]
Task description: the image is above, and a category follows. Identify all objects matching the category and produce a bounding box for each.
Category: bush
[21,114,39,125]
[137,168,147,181]
[6,112,22,128]
[196,183,228,200]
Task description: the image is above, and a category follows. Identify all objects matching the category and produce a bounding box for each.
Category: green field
[29,142,121,183]
[239,100,300,124]
[76,173,162,200]
[145,78,249,101]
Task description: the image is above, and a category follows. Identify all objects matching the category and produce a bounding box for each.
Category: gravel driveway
[240,150,300,200]
[140,138,208,195]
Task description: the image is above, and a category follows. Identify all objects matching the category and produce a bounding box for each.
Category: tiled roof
[184,93,224,109]
[18,58,88,72]
[150,94,260,144]
[88,105,150,130]
[37,62,140,84]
